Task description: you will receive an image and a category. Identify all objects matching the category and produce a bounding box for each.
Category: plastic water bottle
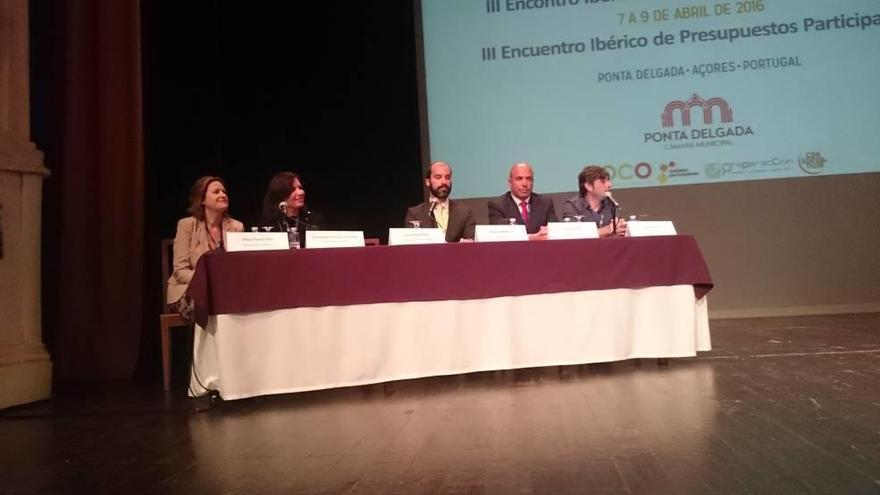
[287,228,301,249]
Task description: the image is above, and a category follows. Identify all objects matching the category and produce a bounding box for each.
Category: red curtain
[46,0,144,381]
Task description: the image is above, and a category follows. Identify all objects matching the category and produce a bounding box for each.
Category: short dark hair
[578,165,609,196]
[187,176,228,221]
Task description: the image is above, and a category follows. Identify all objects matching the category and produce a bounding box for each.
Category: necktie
[436,203,448,231]
[520,201,529,225]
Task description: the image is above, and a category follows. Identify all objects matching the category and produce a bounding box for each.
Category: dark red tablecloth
[187,236,713,328]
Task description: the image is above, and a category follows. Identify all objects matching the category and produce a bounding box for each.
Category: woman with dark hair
[167,176,244,310]
[259,172,324,243]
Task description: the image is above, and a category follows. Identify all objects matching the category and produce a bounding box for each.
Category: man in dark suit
[405,161,476,242]
[488,162,558,240]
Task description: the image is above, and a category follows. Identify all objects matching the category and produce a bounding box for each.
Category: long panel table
[187,236,714,400]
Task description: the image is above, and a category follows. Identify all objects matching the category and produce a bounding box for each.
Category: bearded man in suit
[487,162,558,240]
[404,161,476,242]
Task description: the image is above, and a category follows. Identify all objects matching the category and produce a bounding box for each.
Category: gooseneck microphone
[428,197,439,222]
[277,201,290,232]
[604,191,622,235]
[604,191,621,208]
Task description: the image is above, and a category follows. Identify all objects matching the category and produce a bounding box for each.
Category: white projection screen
[416,0,880,198]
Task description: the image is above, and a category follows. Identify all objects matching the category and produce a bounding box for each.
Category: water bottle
[287,228,301,249]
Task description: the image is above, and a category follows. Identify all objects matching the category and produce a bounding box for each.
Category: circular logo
[603,162,653,181]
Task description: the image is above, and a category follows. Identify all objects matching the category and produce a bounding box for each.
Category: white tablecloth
[190,284,710,400]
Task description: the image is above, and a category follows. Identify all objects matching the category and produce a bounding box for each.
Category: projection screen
[417,0,880,198]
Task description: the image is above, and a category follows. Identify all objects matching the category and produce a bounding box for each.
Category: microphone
[604,191,620,208]
[428,197,439,220]
[277,201,291,232]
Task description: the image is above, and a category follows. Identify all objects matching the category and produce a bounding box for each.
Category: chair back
[161,239,174,313]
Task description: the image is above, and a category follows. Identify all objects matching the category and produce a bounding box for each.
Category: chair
[364,238,380,246]
[159,238,192,391]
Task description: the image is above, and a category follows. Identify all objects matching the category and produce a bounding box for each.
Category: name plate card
[626,221,677,237]
[474,224,528,242]
[306,230,365,249]
[547,221,599,240]
[225,232,289,252]
[388,228,446,246]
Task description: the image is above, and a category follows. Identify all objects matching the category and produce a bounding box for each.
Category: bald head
[507,162,534,201]
[428,161,450,176]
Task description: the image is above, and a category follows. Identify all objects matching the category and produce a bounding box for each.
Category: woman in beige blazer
[166,176,244,308]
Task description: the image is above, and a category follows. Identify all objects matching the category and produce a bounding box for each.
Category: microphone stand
[610,201,618,236]
[278,203,290,233]
[604,193,621,236]
[428,200,438,228]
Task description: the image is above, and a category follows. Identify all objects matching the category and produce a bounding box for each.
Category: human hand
[613,217,627,237]
[528,226,548,241]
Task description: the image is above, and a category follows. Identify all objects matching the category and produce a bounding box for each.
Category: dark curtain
[35,0,144,381]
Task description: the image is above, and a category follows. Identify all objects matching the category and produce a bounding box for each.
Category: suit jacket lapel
[505,193,522,224]
[525,196,534,232]
[447,201,461,237]
[427,202,437,228]
[511,193,533,229]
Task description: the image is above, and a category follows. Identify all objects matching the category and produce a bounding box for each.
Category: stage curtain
[41,0,144,381]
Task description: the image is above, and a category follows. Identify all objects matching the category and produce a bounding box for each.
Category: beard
[431,185,451,199]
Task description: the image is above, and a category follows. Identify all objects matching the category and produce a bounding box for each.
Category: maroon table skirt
[187,235,713,328]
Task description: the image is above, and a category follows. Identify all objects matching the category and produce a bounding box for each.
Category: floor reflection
[4,313,879,493]
[186,361,718,493]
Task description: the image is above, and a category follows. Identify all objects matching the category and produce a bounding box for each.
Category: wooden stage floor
[2,313,879,494]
